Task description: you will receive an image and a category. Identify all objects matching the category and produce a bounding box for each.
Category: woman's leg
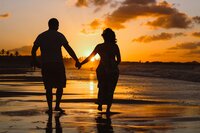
[106,72,119,113]
[55,87,63,110]
[106,104,111,113]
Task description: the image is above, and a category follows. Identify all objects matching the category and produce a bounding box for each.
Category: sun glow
[91,57,95,62]
[90,55,100,62]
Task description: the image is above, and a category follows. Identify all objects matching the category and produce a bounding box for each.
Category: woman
[79,28,121,113]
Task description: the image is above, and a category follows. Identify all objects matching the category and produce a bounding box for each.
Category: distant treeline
[0,56,99,69]
[0,56,200,68]
[121,61,200,65]
[0,49,20,57]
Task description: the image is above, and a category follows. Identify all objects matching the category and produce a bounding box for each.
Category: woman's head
[102,28,117,44]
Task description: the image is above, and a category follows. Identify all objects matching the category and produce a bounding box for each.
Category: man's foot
[45,109,53,114]
[55,107,65,113]
[97,105,102,111]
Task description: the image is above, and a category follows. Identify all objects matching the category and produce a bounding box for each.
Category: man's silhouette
[31,18,80,114]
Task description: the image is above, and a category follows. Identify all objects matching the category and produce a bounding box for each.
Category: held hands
[75,61,82,69]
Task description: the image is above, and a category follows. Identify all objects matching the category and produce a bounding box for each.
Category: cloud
[90,19,102,29]
[192,32,200,38]
[154,41,200,58]
[133,32,185,43]
[169,42,200,50]
[9,45,32,55]
[0,13,10,18]
[75,0,117,13]
[123,0,156,5]
[76,0,88,7]
[104,0,193,29]
[187,49,200,55]
[75,0,110,7]
[193,16,200,24]
[83,0,194,30]
[146,13,191,29]
[150,53,163,57]
[80,19,103,34]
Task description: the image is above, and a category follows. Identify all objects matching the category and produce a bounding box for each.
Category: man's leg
[55,87,64,111]
[46,88,53,113]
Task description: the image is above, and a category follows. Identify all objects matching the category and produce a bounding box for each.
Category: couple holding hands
[31,18,121,114]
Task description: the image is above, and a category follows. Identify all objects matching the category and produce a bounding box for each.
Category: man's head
[48,18,59,30]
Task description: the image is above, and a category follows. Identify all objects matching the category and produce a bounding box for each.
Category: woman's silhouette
[79,28,121,113]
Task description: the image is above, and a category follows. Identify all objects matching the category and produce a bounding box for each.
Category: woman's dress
[95,43,119,105]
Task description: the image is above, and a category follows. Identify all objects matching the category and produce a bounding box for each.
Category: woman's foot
[106,104,111,113]
[106,109,111,113]
[55,107,65,113]
[97,105,102,111]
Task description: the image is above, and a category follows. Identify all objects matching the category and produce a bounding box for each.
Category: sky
[1,0,200,62]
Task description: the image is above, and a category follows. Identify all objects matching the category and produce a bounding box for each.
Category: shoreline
[0,73,200,132]
[1,70,200,84]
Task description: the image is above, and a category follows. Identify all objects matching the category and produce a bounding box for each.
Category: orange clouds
[90,19,101,29]
[0,13,9,18]
[193,16,200,24]
[146,13,191,29]
[192,32,200,38]
[78,0,197,30]
[169,42,200,50]
[133,32,185,43]
[104,0,192,29]
[168,42,200,57]
[81,19,102,34]
[76,0,109,7]
[76,0,88,7]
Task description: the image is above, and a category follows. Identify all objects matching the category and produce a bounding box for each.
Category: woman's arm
[81,46,98,66]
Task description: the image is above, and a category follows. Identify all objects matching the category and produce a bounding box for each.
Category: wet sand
[1,97,200,133]
[0,74,200,132]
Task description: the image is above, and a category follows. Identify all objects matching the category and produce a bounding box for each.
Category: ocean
[1,67,200,132]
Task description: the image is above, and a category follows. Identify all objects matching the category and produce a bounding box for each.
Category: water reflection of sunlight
[89,73,95,80]
[91,55,100,62]
[88,109,94,113]
[89,81,94,96]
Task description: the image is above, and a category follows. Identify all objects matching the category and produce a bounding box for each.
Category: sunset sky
[1,0,200,62]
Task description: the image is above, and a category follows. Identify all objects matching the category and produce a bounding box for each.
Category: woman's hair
[102,28,117,44]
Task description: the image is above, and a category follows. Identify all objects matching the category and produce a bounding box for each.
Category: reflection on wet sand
[46,113,63,133]
[96,113,113,133]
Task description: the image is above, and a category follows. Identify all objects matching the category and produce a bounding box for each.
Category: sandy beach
[0,69,200,133]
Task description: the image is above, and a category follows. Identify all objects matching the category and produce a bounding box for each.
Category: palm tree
[1,49,5,56]
[6,51,10,56]
[10,53,13,57]
[15,51,19,56]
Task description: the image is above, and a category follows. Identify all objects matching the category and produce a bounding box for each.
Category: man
[31,18,80,114]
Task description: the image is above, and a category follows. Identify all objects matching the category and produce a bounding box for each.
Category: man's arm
[63,42,79,63]
[31,42,40,68]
